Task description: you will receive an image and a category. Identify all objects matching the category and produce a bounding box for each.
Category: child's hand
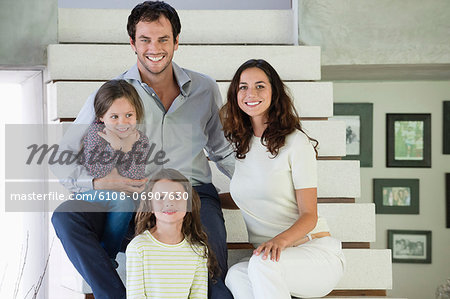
[121,130,140,153]
[98,128,123,151]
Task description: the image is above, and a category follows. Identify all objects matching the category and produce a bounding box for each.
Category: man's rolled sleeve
[204,82,235,179]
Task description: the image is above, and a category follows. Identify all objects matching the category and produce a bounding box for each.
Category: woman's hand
[98,128,122,150]
[253,236,289,262]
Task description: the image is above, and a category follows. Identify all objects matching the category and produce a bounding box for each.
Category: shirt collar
[123,62,191,97]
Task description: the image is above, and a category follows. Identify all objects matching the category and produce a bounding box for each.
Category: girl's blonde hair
[134,168,220,279]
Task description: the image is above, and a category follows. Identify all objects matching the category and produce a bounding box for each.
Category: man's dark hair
[127,1,181,42]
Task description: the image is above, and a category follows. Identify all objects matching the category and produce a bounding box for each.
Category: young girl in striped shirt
[126,168,218,298]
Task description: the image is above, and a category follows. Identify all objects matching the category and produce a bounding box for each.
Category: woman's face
[237,67,272,121]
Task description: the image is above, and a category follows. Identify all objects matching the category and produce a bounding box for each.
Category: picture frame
[333,103,373,167]
[388,230,431,263]
[386,113,431,168]
[444,101,450,154]
[446,173,450,228]
[373,179,419,214]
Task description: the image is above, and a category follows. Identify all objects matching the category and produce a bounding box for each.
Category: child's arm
[126,240,148,298]
[189,256,208,299]
[83,123,117,178]
[117,131,150,180]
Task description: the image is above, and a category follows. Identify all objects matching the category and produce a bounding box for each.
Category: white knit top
[230,130,329,247]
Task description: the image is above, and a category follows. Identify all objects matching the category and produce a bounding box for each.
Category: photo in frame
[388,230,431,263]
[386,113,431,167]
[333,103,373,167]
[444,101,450,154]
[373,179,419,214]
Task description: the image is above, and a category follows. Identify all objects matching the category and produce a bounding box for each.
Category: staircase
[46,6,399,299]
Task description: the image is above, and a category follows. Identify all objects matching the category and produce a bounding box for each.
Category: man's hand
[98,128,123,151]
[93,168,147,194]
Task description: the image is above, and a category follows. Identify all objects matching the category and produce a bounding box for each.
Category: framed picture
[388,230,431,263]
[373,179,419,214]
[386,113,431,167]
[333,103,373,167]
[444,101,450,154]
[446,173,450,228]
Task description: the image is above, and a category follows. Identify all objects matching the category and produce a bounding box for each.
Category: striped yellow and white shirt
[126,230,208,299]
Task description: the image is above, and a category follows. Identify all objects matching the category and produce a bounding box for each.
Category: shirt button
[152,93,155,97]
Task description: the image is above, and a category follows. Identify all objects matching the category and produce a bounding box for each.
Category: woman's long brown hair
[134,168,220,280]
[220,59,318,159]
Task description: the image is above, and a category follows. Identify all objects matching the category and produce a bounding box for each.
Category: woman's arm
[253,187,318,262]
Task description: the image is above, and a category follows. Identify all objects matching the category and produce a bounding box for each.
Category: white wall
[298,0,450,66]
[334,80,450,299]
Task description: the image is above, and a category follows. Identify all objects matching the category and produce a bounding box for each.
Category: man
[51,1,234,298]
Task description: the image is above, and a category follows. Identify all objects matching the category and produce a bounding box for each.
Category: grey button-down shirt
[57,62,234,192]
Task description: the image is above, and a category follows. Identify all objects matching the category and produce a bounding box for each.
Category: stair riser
[224,203,376,243]
[58,8,295,45]
[47,45,321,81]
[48,81,333,119]
[211,160,361,198]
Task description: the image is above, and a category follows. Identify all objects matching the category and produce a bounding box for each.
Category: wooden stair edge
[326,289,387,297]
[59,117,76,122]
[221,195,356,207]
[227,242,370,250]
[318,156,342,160]
[318,198,356,203]
[86,289,387,298]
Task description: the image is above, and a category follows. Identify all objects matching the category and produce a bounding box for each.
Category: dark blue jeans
[52,183,233,299]
[78,190,135,260]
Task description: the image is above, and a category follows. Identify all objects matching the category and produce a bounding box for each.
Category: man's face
[130,17,179,78]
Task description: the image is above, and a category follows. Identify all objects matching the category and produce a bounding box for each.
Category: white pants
[225,237,346,299]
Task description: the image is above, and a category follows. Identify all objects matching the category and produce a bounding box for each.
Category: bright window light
[0,83,25,298]
[0,83,23,124]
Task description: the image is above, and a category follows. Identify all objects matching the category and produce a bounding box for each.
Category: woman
[220,59,345,298]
